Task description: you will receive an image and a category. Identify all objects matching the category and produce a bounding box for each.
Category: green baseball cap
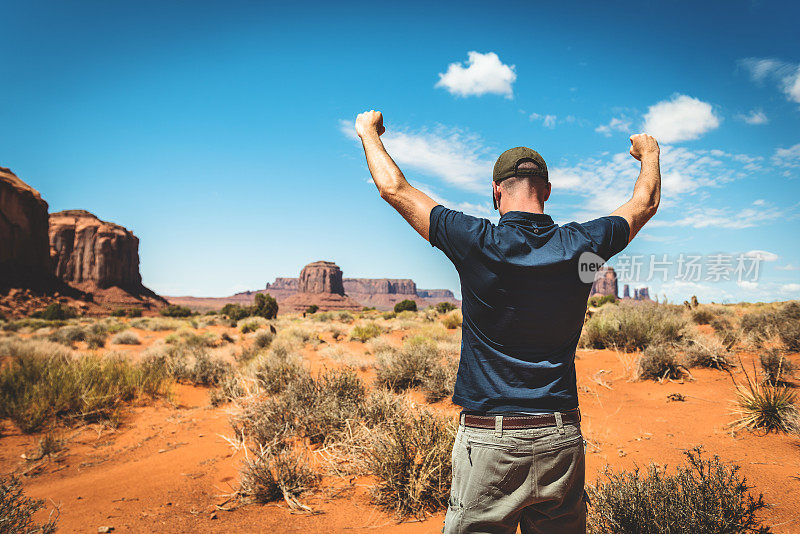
[492,146,548,183]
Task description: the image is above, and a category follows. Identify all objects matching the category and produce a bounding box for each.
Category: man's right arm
[611,133,661,242]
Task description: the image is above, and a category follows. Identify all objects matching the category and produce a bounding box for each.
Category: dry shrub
[362,388,409,427]
[759,349,795,384]
[129,317,185,331]
[112,331,141,345]
[253,331,274,349]
[441,310,463,330]
[251,352,309,394]
[683,337,733,370]
[587,447,771,534]
[740,301,800,351]
[289,368,366,444]
[421,353,459,402]
[239,447,319,506]
[350,321,382,342]
[376,335,440,390]
[690,308,715,325]
[581,303,689,351]
[0,475,58,534]
[363,408,456,519]
[637,345,687,381]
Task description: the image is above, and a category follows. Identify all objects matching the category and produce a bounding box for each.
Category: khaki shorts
[443,416,586,534]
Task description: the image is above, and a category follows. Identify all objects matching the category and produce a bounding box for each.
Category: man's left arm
[356,110,438,241]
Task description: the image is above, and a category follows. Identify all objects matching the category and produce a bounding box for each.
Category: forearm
[360,133,409,198]
[630,154,661,215]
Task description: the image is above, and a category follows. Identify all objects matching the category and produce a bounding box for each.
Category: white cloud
[739,57,800,105]
[530,113,557,129]
[595,117,632,137]
[551,145,754,221]
[648,204,786,229]
[777,264,800,271]
[772,143,800,169]
[339,120,492,193]
[642,94,721,143]
[743,250,779,262]
[737,109,768,125]
[738,280,760,290]
[781,283,800,293]
[435,51,516,98]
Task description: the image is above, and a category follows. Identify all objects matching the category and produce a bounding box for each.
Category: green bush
[435,302,457,314]
[30,302,77,320]
[160,304,193,317]
[126,307,143,318]
[221,303,250,321]
[253,293,279,319]
[111,308,126,317]
[305,304,319,315]
[394,299,418,313]
[587,447,771,534]
[581,303,688,351]
[0,475,57,533]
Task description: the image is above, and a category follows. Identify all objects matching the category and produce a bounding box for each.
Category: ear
[492,181,500,210]
[543,182,552,202]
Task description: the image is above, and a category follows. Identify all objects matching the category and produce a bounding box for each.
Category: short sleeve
[580,216,630,260]
[429,205,488,266]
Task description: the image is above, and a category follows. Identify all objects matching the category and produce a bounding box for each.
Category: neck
[499,198,545,216]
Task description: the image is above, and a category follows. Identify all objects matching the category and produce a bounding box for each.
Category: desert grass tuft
[239,447,319,506]
[731,358,798,434]
[581,303,689,351]
[350,321,382,342]
[0,342,171,432]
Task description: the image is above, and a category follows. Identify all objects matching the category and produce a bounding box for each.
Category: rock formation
[343,278,417,296]
[49,210,165,307]
[298,261,345,294]
[623,284,630,299]
[589,267,618,299]
[170,261,460,312]
[0,167,53,290]
[282,261,362,312]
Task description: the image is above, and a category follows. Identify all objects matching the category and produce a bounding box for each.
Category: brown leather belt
[462,409,581,430]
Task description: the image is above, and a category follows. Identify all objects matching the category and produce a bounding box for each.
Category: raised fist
[355,110,385,138]
[629,133,660,161]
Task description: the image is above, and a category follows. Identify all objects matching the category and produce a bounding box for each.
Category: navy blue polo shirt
[429,205,630,413]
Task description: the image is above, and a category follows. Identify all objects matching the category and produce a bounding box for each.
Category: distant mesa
[590,267,651,301]
[49,210,166,308]
[281,261,362,312]
[0,166,166,317]
[169,260,461,313]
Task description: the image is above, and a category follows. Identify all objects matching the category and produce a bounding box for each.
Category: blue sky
[2,0,799,302]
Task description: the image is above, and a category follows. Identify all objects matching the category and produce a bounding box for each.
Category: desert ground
[1,300,799,533]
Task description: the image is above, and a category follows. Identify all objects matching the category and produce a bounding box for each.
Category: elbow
[379,185,398,201]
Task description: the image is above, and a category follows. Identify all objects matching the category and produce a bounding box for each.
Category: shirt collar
[499,211,554,226]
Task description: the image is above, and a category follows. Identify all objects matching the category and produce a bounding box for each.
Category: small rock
[210,512,217,520]
[97,527,113,533]
[158,449,167,453]
[618,449,627,457]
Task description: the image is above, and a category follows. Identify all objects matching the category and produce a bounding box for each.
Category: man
[355,110,660,533]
